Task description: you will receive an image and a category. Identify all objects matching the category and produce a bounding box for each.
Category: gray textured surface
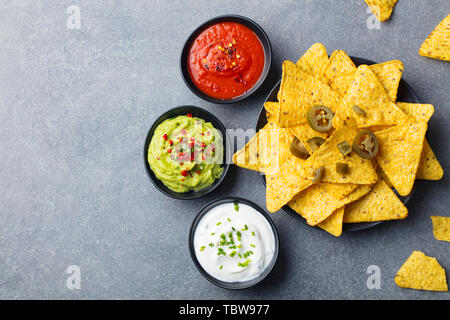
[0,0,449,300]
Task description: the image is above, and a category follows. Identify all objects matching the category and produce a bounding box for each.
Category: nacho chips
[299,119,378,185]
[296,43,329,83]
[396,102,434,123]
[431,216,450,242]
[416,140,444,180]
[369,60,404,102]
[365,0,398,22]
[419,14,450,61]
[278,61,341,127]
[375,122,427,196]
[344,178,408,223]
[317,207,345,237]
[395,251,448,292]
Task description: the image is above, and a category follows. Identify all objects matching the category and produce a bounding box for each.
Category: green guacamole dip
[148,114,224,193]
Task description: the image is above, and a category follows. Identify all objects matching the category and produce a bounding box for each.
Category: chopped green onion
[216,222,221,226]
[209,243,214,247]
[200,246,205,251]
[219,265,223,270]
[229,251,237,257]
[250,244,255,248]
[227,218,231,222]
[238,259,252,268]
[251,231,255,236]
[234,201,239,212]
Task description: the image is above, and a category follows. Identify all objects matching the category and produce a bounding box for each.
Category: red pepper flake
[167,148,172,153]
[163,134,168,141]
[181,170,188,177]
[195,171,201,175]
[181,178,185,182]
[179,162,183,165]
[168,139,173,146]
[187,113,193,117]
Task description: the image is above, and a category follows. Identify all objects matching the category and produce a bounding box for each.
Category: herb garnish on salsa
[188,22,265,99]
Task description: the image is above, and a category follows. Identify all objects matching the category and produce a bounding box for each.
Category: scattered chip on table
[344,178,408,223]
[431,216,450,242]
[375,122,427,196]
[419,14,450,61]
[395,251,448,292]
[365,0,398,22]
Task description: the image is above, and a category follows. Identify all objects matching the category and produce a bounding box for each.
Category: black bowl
[256,56,419,232]
[180,14,272,104]
[144,105,231,200]
[189,197,279,289]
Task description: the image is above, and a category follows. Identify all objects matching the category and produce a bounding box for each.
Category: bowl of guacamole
[144,106,230,199]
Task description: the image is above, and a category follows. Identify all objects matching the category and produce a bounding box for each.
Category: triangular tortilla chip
[325,50,403,101]
[416,139,444,180]
[317,207,345,237]
[431,216,450,242]
[396,102,434,123]
[369,60,404,102]
[375,122,427,196]
[395,251,448,292]
[296,43,329,83]
[365,0,398,22]
[344,178,408,223]
[324,50,357,96]
[419,14,450,61]
[333,65,408,129]
[264,126,313,212]
[277,43,331,100]
[394,102,442,181]
[278,60,341,127]
[288,183,372,226]
[298,119,378,185]
[233,124,271,172]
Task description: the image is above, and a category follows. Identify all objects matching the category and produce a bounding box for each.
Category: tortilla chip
[333,65,408,129]
[233,124,271,172]
[296,43,330,83]
[325,53,403,102]
[395,251,448,292]
[317,207,345,237]
[419,14,450,61]
[344,178,408,223]
[396,102,434,123]
[299,119,378,185]
[278,60,341,127]
[369,60,404,102]
[264,126,313,212]
[431,216,450,242]
[288,183,359,225]
[394,102,442,180]
[365,0,398,22]
[416,139,444,180]
[375,122,427,196]
[290,184,372,226]
[324,50,357,96]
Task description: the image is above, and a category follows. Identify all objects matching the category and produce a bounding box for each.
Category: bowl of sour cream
[189,197,279,289]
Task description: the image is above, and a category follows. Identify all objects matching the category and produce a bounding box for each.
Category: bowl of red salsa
[181,15,272,104]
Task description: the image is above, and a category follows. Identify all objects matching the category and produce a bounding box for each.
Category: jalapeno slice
[353,130,379,159]
[336,162,349,175]
[337,141,352,156]
[352,105,367,117]
[307,137,326,152]
[289,137,309,160]
[307,105,334,132]
[311,166,325,183]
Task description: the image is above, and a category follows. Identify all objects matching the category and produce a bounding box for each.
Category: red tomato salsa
[188,22,265,100]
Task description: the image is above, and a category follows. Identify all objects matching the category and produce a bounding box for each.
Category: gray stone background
[0,0,449,300]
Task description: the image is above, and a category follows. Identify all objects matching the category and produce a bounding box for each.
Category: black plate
[189,197,279,289]
[144,105,231,200]
[256,57,419,232]
[180,14,272,104]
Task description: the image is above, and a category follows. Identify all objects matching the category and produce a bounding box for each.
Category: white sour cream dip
[193,201,276,283]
